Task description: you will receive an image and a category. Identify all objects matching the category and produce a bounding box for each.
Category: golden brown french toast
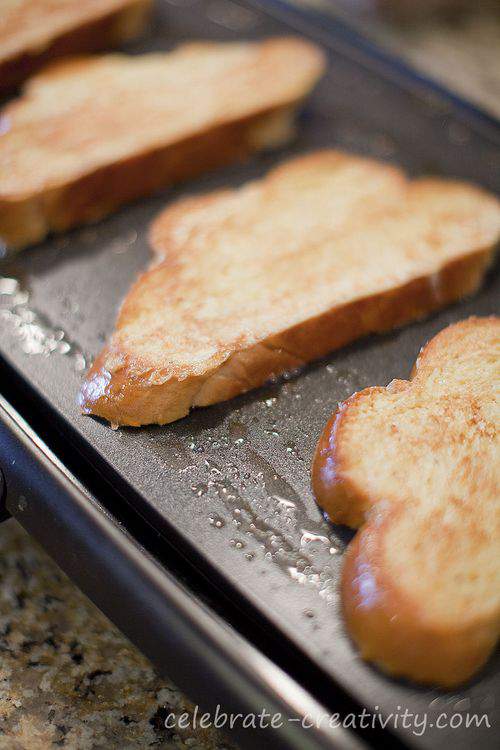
[0,37,325,250]
[313,316,500,687]
[0,0,151,92]
[79,150,500,427]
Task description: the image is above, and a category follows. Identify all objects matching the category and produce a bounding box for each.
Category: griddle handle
[0,467,9,522]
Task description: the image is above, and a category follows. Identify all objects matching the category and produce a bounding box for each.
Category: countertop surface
[303,0,500,120]
[0,520,235,750]
[1,1,499,749]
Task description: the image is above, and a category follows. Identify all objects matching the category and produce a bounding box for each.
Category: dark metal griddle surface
[1,1,499,748]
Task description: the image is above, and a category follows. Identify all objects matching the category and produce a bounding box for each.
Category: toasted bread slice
[0,38,325,251]
[313,316,500,687]
[0,0,151,93]
[79,150,500,427]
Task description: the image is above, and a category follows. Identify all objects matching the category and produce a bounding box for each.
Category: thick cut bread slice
[313,317,500,687]
[0,0,151,93]
[0,38,325,251]
[79,150,500,427]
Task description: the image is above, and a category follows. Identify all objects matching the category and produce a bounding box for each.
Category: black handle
[0,466,8,522]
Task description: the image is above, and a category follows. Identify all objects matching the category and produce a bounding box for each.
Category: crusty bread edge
[312,314,499,525]
[0,0,151,94]
[80,244,495,426]
[1,30,328,252]
[342,515,500,687]
[312,315,500,687]
[0,103,302,251]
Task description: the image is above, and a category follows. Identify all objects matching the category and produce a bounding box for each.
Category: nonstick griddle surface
[1,1,499,748]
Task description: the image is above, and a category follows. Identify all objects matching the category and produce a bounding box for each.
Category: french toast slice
[313,316,500,687]
[0,37,325,250]
[79,150,500,427]
[0,0,151,93]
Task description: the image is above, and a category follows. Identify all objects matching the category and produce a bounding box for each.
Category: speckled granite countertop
[0,520,234,750]
[2,3,499,749]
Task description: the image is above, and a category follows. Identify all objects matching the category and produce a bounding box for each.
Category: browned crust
[312,315,500,687]
[1,37,326,250]
[0,103,299,251]
[342,517,500,687]
[0,0,151,94]
[80,246,494,426]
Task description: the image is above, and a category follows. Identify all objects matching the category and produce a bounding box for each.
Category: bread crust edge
[341,519,499,687]
[313,315,500,687]
[0,0,151,94]
[0,38,326,251]
[80,245,494,427]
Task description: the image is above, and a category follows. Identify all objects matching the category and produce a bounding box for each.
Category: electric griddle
[1,2,498,748]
